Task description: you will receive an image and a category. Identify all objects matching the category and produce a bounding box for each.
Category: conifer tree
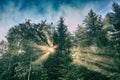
[74,25,90,47]
[106,2,120,53]
[105,2,120,75]
[84,9,106,47]
[44,17,72,80]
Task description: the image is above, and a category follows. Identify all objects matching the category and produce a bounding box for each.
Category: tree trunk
[28,54,32,80]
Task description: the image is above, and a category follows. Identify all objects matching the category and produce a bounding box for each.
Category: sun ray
[33,31,57,65]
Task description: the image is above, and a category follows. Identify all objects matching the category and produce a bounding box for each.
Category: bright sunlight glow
[33,31,57,65]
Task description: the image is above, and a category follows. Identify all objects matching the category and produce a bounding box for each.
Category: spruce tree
[106,2,120,74]
[43,17,72,80]
[106,2,120,54]
[74,25,90,47]
[84,9,106,47]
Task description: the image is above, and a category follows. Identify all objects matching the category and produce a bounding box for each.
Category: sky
[0,0,120,41]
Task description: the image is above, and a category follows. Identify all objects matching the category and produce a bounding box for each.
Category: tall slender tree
[106,2,120,53]
[105,2,120,74]
[84,9,106,47]
[44,17,72,80]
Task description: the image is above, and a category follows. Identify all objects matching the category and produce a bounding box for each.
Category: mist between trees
[0,2,120,80]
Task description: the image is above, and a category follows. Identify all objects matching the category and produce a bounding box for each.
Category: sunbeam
[33,31,57,65]
[71,47,116,76]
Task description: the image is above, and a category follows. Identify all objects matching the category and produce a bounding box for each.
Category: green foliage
[84,9,107,47]
[109,73,120,80]
[0,20,53,80]
[0,40,8,55]
[66,65,109,80]
[57,17,72,52]
[106,2,120,53]
[74,25,91,47]
[1,2,120,80]
[105,2,120,75]
[43,17,72,80]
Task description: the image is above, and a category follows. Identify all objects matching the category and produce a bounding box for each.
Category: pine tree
[106,2,120,54]
[43,17,72,80]
[105,2,120,74]
[84,9,106,47]
[74,25,90,47]
[57,17,72,80]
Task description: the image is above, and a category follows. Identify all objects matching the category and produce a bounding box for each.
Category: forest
[0,2,120,80]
